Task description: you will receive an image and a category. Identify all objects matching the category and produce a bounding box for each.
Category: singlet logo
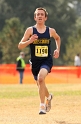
[33,39,50,44]
[35,46,48,57]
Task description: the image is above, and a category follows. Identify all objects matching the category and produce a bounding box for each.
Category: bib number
[35,46,48,57]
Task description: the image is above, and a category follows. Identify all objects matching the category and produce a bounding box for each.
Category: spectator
[16,52,26,84]
[74,53,81,78]
[74,53,81,66]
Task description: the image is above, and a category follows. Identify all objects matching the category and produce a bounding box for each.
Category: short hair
[34,7,48,17]
[77,53,80,56]
[20,52,25,55]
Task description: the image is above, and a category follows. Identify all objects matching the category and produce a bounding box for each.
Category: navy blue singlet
[29,26,53,76]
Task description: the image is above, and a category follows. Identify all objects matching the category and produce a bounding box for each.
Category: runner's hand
[53,49,59,58]
[29,34,38,43]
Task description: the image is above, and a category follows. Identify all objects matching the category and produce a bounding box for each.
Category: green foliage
[0,0,13,30]
[63,17,81,65]
[63,36,81,65]
[0,17,30,63]
[0,0,80,64]
[73,0,81,16]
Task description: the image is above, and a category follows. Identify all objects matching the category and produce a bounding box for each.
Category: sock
[40,103,45,107]
[47,94,51,100]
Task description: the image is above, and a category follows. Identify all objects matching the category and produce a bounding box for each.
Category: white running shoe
[46,94,53,112]
[39,105,46,114]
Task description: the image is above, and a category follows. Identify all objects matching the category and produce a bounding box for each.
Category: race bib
[35,46,48,57]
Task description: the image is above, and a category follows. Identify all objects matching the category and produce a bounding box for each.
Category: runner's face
[34,10,47,24]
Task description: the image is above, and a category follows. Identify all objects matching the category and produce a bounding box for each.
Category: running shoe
[46,94,53,112]
[39,105,46,114]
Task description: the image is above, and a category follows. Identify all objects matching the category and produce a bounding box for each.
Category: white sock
[40,103,45,107]
[47,94,51,100]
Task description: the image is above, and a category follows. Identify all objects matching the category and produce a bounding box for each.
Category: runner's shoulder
[25,26,33,35]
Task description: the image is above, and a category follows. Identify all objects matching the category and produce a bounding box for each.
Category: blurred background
[0,0,81,65]
[0,0,81,83]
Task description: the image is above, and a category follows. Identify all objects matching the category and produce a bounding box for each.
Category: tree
[63,17,81,65]
[0,0,13,30]
[0,17,30,63]
[72,0,81,16]
[0,0,77,65]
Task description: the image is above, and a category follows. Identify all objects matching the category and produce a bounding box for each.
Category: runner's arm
[18,27,38,49]
[50,28,61,58]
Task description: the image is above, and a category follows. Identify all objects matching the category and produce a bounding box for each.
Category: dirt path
[0,96,81,124]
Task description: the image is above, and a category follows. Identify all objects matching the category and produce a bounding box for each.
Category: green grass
[0,83,81,99]
[0,84,38,98]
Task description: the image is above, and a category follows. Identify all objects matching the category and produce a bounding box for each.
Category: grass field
[0,83,81,124]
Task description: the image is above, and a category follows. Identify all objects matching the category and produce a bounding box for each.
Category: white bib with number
[35,46,48,57]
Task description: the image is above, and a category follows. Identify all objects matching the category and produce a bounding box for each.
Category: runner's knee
[38,75,44,84]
